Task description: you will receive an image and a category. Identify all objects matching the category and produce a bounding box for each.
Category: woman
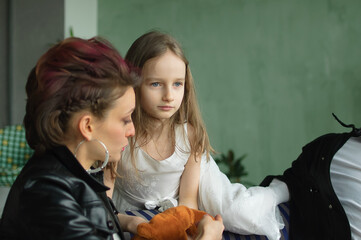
[0,37,142,239]
[0,37,223,240]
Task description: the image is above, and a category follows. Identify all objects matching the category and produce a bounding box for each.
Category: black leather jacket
[0,146,124,240]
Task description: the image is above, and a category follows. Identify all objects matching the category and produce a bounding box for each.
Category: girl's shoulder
[175,122,194,138]
[175,122,189,131]
[174,123,191,150]
[185,123,195,141]
[174,122,195,132]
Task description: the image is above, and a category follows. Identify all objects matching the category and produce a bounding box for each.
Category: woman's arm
[195,214,224,240]
[21,176,110,239]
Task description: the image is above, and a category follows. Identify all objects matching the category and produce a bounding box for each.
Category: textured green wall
[98,0,361,184]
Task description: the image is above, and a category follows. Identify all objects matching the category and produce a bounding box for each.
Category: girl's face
[140,50,186,121]
[91,87,136,162]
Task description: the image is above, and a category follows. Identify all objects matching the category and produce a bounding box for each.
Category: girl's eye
[151,82,160,87]
[174,82,183,87]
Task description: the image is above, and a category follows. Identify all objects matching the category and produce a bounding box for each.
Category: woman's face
[92,87,136,163]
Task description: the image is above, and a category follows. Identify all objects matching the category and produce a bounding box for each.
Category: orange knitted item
[132,206,213,240]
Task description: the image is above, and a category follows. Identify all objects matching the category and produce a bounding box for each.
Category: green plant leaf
[214,150,252,184]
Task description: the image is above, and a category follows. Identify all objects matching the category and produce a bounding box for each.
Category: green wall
[98,0,361,184]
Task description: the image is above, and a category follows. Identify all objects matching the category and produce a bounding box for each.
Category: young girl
[112,31,289,240]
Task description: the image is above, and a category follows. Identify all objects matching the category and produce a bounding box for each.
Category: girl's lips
[158,106,174,110]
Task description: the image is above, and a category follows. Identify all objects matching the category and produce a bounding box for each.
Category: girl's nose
[162,87,174,102]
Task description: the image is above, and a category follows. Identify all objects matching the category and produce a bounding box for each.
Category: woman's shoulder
[18,159,76,194]
[20,150,99,195]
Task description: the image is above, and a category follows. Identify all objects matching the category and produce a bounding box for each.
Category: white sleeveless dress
[113,123,286,240]
[113,124,190,211]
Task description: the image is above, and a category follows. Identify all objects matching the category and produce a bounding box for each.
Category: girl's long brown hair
[125,30,214,164]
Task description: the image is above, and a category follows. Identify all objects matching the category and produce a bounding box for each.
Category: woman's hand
[118,213,148,234]
[195,214,224,240]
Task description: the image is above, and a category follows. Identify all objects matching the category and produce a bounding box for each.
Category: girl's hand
[195,214,224,240]
[118,213,148,234]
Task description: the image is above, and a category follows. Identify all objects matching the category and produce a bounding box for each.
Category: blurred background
[1,0,361,186]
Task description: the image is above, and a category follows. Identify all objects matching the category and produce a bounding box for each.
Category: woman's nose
[126,122,135,137]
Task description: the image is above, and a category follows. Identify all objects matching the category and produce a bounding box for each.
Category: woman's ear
[78,114,94,141]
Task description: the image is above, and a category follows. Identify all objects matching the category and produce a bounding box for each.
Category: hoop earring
[74,139,109,174]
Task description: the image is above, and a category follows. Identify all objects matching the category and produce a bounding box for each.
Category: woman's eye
[123,118,132,125]
[151,82,160,87]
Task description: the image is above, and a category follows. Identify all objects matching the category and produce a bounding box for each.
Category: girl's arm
[178,124,202,209]
[179,153,201,209]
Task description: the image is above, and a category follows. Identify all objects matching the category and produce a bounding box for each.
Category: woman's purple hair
[24,37,141,154]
